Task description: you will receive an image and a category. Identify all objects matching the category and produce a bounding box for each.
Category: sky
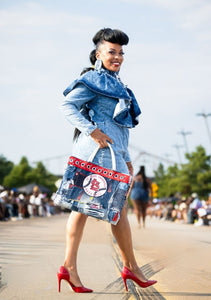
[0,0,211,176]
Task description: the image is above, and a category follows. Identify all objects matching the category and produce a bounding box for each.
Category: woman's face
[96,41,124,72]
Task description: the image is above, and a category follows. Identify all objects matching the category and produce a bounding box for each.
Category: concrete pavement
[0,213,211,299]
[129,215,211,299]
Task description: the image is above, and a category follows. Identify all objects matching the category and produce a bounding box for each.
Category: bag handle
[88,143,116,171]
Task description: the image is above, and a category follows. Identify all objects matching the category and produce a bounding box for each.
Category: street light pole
[173,144,183,164]
[196,112,211,149]
[178,130,192,154]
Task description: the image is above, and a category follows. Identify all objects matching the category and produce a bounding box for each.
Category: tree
[153,146,211,198]
[154,163,167,197]
[2,156,58,192]
[0,155,14,185]
[26,161,57,191]
[3,156,32,188]
[182,146,211,197]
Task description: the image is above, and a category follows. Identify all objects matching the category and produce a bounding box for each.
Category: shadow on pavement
[158,292,211,299]
[90,277,131,300]
[90,275,166,300]
[90,253,167,299]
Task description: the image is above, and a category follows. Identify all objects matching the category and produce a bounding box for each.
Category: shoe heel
[57,266,93,293]
[122,276,128,291]
[57,274,62,293]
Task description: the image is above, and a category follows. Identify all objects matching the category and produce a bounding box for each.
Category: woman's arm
[127,174,135,199]
[61,83,97,136]
[62,83,113,147]
[126,161,134,176]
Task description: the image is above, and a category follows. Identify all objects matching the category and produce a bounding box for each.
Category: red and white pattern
[83,174,107,197]
[68,156,131,184]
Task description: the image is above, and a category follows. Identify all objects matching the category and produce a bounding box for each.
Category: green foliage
[3,157,32,188]
[154,163,168,197]
[154,146,211,199]
[3,156,58,192]
[0,155,14,185]
[26,161,57,192]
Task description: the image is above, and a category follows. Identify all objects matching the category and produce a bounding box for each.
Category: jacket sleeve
[61,83,97,135]
[124,129,131,162]
[125,148,131,162]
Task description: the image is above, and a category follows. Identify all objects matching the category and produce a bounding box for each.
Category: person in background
[0,191,13,220]
[17,194,25,220]
[187,192,202,224]
[195,193,211,226]
[0,191,7,221]
[28,186,44,217]
[9,190,19,220]
[129,166,153,228]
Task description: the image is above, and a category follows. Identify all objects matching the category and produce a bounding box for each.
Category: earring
[94,59,102,71]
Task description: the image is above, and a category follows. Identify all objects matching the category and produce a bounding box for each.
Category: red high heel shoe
[121,266,157,291]
[57,266,93,293]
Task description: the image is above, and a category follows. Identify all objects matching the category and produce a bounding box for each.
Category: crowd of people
[1,185,211,228]
[147,192,211,227]
[0,186,61,221]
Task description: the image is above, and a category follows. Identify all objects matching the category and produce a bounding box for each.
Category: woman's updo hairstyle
[89,28,129,65]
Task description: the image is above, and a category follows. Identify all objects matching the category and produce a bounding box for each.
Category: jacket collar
[63,68,141,128]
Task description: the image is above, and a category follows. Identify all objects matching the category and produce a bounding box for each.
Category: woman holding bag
[57,28,157,293]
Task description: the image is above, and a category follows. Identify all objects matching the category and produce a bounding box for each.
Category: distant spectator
[170,195,187,223]
[195,193,211,226]
[205,193,211,225]
[23,194,30,218]
[187,193,202,224]
[166,195,176,221]
[178,197,188,223]
[8,190,19,220]
[28,186,44,217]
[0,191,7,220]
[0,191,13,220]
[42,196,53,217]
[17,193,25,220]
[207,193,211,213]
[0,188,60,221]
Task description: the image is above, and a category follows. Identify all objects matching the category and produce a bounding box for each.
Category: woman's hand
[90,128,113,148]
[126,161,134,176]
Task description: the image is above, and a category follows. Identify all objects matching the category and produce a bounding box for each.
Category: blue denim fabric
[63,68,141,128]
[54,163,130,224]
[61,69,141,172]
[62,83,131,171]
[130,181,149,202]
[55,69,140,224]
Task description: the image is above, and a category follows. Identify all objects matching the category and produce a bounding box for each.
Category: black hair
[91,28,129,65]
[93,28,129,45]
[137,166,148,191]
[73,28,129,141]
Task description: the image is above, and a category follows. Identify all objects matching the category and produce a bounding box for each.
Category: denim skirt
[71,132,129,175]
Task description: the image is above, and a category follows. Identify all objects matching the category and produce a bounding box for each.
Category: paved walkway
[0,213,211,299]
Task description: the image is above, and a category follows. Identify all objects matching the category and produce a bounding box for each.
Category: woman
[57,28,157,293]
[130,166,153,228]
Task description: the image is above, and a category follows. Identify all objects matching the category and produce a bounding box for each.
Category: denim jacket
[61,68,141,164]
[63,68,141,128]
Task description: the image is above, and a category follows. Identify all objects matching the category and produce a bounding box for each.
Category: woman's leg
[111,205,147,281]
[63,211,88,286]
[140,202,148,228]
[131,200,141,228]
